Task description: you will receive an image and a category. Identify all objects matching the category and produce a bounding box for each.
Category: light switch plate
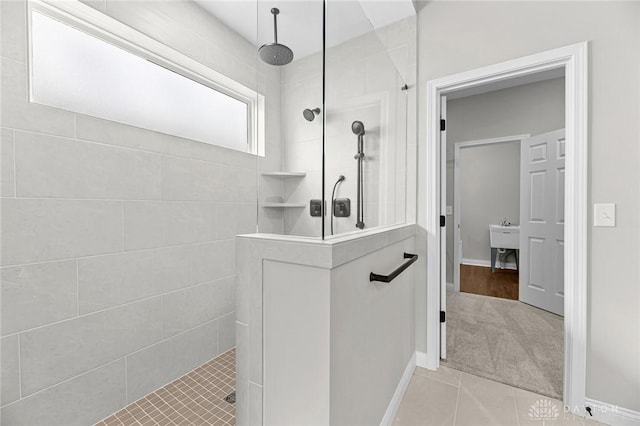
[594,203,615,227]
[446,205,453,215]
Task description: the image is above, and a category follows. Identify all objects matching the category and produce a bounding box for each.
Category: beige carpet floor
[443,291,563,399]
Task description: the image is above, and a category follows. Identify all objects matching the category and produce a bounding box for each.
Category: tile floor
[394,365,606,426]
[95,349,235,426]
[95,347,605,426]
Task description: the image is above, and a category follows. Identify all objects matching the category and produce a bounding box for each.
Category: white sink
[489,225,520,249]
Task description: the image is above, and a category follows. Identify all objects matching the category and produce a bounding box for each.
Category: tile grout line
[18,332,23,399]
[4,357,126,410]
[75,259,80,318]
[413,368,464,390]
[121,201,125,253]
[513,386,521,426]
[12,129,17,196]
[452,370,461,426]
[160,296,165,340]
[12,126,259,171]
[0,195,255,205]
[1,289,234,343]
[1,236,238,270]
[124,356,128,405]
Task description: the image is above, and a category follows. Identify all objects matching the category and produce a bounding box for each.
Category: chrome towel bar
[370,252,418,283]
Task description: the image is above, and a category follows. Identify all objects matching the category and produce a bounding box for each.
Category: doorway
[447,126,565,398]
[423,42,588,416]
[451,134,531,298]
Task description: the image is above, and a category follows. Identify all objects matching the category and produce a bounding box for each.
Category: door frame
[452,135,530,292]
[424,42,588,415]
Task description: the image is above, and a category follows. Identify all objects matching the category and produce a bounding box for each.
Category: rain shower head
[351,120,365,136]
[259,8,293,66]
[303,107,321,121]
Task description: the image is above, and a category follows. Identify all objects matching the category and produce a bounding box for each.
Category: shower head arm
[272,8,279,43]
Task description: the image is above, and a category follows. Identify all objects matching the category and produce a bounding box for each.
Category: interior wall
[458,141,521,264]
[444,78,565,282]
[281,16,416,237]
[0,1,281,424]
[417,1,640,412]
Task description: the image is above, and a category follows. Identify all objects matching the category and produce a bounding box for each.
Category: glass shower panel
[256,0,325,238]
[324,0,415,237]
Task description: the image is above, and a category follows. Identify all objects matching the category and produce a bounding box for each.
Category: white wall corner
[583,398,640,426]
[380,353,416,426]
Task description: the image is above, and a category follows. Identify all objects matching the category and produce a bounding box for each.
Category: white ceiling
[194,0,415,61]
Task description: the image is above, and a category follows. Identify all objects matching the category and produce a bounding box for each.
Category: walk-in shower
[0,0,416,424]
[255,3,414,239]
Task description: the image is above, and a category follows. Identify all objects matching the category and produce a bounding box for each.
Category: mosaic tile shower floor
[95,349,235,426]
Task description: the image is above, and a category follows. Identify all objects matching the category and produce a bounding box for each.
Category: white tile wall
[1,360,127,426]
[123,201,217,250]
[162,277,234,338]
[1,198,124,266]
[125,320,219,403]
[1,128,15,197]
[2,260,78,335]
[218,312,236,353]
[15,131,162,200]
[20,297,162,396]
[1,58,76,138]
[76,114,193,158]
[161,155,256,202]
[191,240,236,284]
[0,0,281,423]
[77,246,193,314]
[0,0,26,63]
[0,334,20,406]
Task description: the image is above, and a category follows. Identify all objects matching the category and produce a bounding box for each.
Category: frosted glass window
[31,11,250,153]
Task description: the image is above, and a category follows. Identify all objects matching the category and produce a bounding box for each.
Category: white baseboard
[584,398,640,425]
[462,257,518,271]
[415,351,429,368]
[380,353,416,426]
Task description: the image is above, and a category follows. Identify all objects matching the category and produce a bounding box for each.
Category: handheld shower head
[303,107,321,122]
[351,120,365,136]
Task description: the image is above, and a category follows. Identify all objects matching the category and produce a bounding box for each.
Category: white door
[519,129,565,316]
[440,96,447,359]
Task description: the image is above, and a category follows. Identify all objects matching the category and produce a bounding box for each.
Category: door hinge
[440,311,446,323]
[440,119,446,131]
[440,215,446,227]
